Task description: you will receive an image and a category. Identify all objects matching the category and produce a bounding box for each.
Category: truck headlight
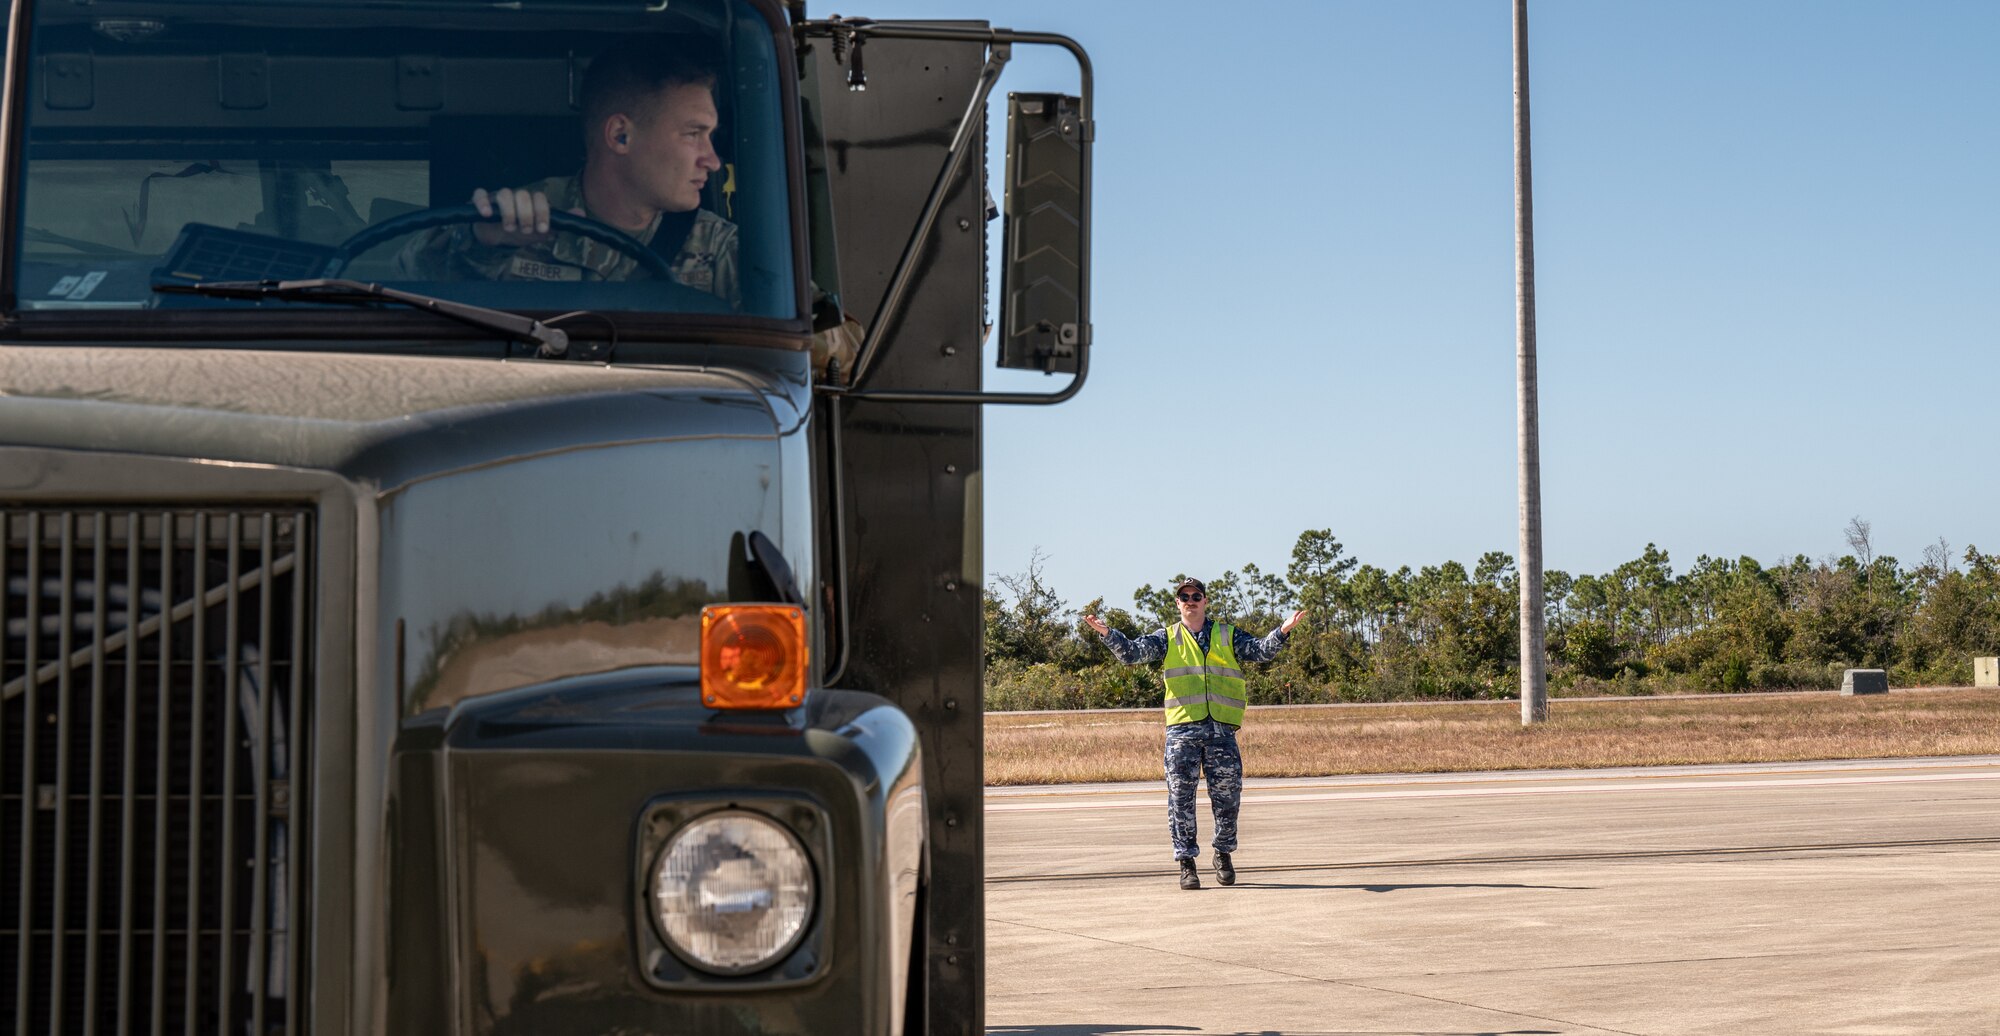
[650,810,815,974]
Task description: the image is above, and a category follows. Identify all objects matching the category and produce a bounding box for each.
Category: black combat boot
[1213,851,1236,886]
[1178,858,1201,890]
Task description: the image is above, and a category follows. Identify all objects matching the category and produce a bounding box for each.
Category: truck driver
[395,41,741,307]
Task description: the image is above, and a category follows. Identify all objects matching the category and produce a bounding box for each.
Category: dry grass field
[983,688,2000,785]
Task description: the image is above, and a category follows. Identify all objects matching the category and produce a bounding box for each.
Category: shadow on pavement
[1227,882,1592,893]
[987,1027,1562,1035]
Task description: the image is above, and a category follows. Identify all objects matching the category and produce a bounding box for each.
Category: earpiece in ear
[617,133,628,144]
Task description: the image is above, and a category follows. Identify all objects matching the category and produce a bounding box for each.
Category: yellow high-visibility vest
[1162,621,1246,726]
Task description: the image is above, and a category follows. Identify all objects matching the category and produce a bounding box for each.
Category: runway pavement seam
[987,770,2000,813]
[1343,941,1976,981]
[986,835,2000,885]
[984,755,2000,798]
[990,917,1647,1036]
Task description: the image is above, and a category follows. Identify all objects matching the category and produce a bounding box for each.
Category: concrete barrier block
[1841,668,1888,695]
[1976,657,1999,688]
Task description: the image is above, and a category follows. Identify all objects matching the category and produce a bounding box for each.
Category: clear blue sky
[861,0,1999,612]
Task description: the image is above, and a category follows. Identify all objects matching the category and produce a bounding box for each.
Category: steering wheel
[335,203,676,281]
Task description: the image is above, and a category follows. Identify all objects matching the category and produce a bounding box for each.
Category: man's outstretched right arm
[1084,614,1168,665]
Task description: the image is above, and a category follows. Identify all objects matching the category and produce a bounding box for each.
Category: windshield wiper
[153,278,569,356]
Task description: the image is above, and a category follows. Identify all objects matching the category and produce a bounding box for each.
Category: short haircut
[580,39,720,151]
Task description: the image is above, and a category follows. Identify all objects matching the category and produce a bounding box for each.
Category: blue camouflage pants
[1164,719,1242,860]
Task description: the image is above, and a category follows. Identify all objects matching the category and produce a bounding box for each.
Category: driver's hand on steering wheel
[469,187,583,247]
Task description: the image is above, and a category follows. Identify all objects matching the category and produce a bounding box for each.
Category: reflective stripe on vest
[1161,621,1247,726]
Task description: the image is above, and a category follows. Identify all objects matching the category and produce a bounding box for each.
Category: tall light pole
[1513,0,1549,725]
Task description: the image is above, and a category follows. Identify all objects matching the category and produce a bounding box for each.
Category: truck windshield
[10,0,798,321]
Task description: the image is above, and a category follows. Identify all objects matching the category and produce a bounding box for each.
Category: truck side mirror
[998,92,1088,373]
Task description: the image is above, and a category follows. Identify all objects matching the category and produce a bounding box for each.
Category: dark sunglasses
[1176,592,1205,602]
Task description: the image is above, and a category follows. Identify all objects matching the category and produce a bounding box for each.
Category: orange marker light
[700,604,809,710]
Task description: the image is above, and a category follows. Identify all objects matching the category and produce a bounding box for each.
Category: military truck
[0,0,1090,1030]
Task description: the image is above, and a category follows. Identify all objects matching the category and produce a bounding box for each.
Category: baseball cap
[1173,577,1206,595]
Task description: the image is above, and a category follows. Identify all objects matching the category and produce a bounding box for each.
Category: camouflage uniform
[394,174,740,308]
[1100,620,1288,861]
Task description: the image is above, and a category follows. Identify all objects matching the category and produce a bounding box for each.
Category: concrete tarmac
[984,756,2000,1036]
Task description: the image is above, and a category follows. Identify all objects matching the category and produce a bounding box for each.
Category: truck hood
[0,346,804,492]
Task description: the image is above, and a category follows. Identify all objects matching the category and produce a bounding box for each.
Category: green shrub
[1747,660,1841,690]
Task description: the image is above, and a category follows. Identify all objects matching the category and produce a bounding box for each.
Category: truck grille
[2,509,313,1036]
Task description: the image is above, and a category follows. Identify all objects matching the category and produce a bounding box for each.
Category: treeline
[983,522,2000,710]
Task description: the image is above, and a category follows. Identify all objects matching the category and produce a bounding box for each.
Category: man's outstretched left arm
[1233,610,1306,663]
